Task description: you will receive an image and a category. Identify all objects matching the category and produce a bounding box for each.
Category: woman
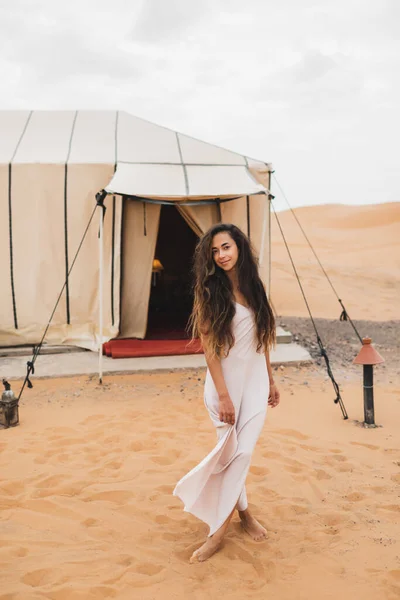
[173,223,280,563]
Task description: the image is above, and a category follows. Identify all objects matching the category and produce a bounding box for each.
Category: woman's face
[211,232,239,272]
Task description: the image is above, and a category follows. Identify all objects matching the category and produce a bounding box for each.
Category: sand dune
[271,202,400,320]
[1,370,399,599]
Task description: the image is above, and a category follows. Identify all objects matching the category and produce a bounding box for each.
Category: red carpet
[103,338,203,359]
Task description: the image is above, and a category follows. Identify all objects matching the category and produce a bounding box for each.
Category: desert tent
[0,110,272,351]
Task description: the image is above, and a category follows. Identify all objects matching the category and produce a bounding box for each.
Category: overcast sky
[1,0,399,209]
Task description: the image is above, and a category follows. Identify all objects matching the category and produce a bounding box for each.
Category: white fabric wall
[119,201,161,339]
[0,162,119,349]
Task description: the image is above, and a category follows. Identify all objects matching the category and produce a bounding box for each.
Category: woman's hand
[268,383,280,408]
[218,392,236,425]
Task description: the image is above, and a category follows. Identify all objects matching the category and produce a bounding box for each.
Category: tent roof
[0,110,271,199]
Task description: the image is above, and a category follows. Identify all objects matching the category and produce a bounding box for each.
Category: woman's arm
[265,348,280,408]
[203,343,235,425]
[265,347,275,387]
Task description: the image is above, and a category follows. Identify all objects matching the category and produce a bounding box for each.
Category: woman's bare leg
[190,506,236,563]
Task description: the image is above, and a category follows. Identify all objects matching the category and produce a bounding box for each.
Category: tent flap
[105,163,267,199]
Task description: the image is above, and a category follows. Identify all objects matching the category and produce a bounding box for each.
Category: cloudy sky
[1,0,399,209]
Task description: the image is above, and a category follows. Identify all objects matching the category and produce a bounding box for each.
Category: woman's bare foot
[190,506,236,563]
[239,510,268,541]
[190,536,222,563]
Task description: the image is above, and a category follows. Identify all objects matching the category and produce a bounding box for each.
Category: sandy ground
[1,365,399,600]
[1,202,399,599]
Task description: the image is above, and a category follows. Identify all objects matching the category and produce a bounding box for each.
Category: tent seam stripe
[246,195,250,239]
[175,133,190,196]
[7,110,32,330]
[111,111,119,327]
[8,164,18,329]
[65,111,78,162]
[118,160,250,167]
[115,111,119,164]
[10,110,33,162]
[64,111,78,324]
[111,196,116,327]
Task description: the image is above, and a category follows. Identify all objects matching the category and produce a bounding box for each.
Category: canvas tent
[0,110,272,351]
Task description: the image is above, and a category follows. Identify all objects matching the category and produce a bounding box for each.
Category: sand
[1,202,399,599]
[0,368,399,600]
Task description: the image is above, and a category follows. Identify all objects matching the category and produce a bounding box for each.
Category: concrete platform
[276,326,292,344]
[0,343,312,381]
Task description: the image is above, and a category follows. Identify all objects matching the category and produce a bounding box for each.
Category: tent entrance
[147,205,198,340]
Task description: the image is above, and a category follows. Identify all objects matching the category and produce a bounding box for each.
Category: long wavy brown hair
[188,223,276,358]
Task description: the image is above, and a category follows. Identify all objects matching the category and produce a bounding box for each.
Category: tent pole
[258,192,269,268]
[98,202,104,385]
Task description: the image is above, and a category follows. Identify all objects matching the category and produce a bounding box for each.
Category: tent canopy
[102,113,269,200]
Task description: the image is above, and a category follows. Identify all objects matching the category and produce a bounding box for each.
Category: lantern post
[353,337,384,427]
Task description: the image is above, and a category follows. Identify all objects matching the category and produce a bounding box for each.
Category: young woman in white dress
[173,223,280,563]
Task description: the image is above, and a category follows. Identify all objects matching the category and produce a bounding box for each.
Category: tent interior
[146,206,198,340]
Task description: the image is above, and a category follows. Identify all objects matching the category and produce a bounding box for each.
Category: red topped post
[353,337,384,426]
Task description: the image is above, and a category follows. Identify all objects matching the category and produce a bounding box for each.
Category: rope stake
[273,174,363,344]
[271,199,348,420]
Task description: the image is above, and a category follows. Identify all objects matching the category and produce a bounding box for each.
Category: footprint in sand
[273,504,309,523]
[116,555,134,567]
[82,490,133,504]
[155,514,180,525]
[319,513,346,528]
[225,540,276,585]
[156,484,173,494]
[151,450,181,466]
[21,498,81,520]
[344,492,366,502]
[103,460,122,470]
[261,450,281,459]
[131,563,166,587]
[350,441,380,451]
[300,444,324,453]
[82,517,101,527]
[79,414,108,425]
[0,481,26,496]
[135,563,164,576]
[285,465,304,474]
[21,567,66,588]
[32,481,88,499]
[273,429,311,441]
[162,531,179,541]
[329,454,348,462]
[249,465,269,476]
[34,474,66,489]
[379,505,400,513]
[313,469,332,480]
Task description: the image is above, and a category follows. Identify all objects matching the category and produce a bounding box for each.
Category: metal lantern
[0,379,19,429]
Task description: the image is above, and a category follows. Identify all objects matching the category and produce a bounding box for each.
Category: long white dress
[173,302,269,537]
